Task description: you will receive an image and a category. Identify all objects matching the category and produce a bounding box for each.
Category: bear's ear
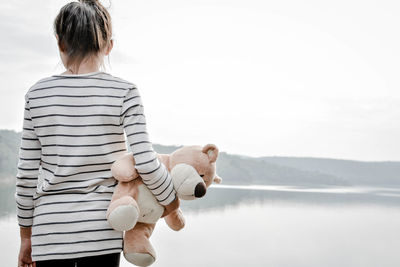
[213,174,222,184]
[202,144,219,163]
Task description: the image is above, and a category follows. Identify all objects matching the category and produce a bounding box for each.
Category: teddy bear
[106,144,222,267]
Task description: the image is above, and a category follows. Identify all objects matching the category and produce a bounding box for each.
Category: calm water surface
[2,185,400,267]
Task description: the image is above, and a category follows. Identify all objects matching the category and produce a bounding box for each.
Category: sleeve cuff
[17,214,34,228]
[157,188,177,206]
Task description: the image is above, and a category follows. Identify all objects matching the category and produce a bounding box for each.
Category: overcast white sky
[1,0,399,161]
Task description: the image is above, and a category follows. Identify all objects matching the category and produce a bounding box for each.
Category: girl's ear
[55,34,65,52]
[105,39,113,55]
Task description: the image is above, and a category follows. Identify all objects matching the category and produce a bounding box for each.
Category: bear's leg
[124,222,157,267]
[107,181,140,231]
[164,208,185,231]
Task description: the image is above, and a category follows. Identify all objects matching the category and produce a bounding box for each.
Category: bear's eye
[200,174,204,177]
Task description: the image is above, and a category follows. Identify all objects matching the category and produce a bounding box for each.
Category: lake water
[2,185,400,267]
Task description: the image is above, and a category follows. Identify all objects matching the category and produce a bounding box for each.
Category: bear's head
[169,144,222,200]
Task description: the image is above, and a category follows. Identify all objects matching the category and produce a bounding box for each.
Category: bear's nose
[194,182,207,198]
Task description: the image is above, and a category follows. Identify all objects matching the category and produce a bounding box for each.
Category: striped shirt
[15,71,176,261]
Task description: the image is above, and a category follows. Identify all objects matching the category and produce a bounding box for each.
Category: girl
[16,1,179,266]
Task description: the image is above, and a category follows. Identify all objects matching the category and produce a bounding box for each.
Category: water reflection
[2,184,400,218]
[180,184,400,213]
[2,185,400,267]
[147,203,400,267]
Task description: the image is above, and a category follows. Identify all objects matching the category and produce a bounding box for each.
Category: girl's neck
[63,58,101,75]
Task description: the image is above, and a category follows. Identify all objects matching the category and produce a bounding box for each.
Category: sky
[1,0,399,161]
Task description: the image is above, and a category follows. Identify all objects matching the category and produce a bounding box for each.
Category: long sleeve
[120,87,176,206]
[15,93,42,227]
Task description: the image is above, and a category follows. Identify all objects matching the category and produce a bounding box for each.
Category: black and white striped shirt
[15,71,176,261]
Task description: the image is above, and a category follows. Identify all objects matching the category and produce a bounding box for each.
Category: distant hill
[0,129,20,180]
[258,156,400,186]
[142,144,348,186]
[1,129,399,187]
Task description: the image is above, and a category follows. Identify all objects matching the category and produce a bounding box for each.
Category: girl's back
[16,1,177,265]
[17,71,176,261]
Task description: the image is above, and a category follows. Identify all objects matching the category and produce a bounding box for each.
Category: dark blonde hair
[54,0,112,70]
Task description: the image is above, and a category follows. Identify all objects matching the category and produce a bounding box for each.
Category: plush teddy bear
[106,144,222,267]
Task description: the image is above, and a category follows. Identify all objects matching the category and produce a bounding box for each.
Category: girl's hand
[18,237,36,267]
[18,227,36,267]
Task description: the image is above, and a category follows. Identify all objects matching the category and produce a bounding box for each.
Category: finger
[161,207,167,217]
[21,259,31,267]
[33,262,37,267]
[162,208,170,217]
